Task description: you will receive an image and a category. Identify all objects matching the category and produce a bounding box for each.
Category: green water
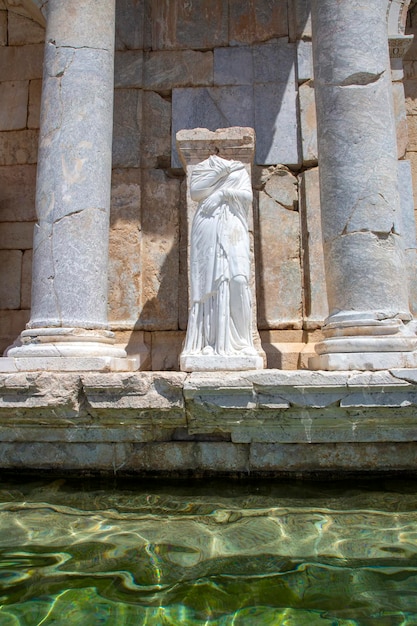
[1,476,417,625]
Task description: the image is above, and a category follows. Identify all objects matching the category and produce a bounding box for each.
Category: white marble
[177,128,264,372]
[181,154,259,369]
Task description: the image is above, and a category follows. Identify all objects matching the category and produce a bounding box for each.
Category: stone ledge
[1,369,417,473]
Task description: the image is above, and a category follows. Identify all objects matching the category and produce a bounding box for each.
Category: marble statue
[182,154,258,362]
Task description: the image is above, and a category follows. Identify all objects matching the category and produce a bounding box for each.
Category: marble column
[310,0,417,370]
[5,0,133,371]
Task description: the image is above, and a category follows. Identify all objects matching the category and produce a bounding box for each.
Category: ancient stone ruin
[1,0,417,474]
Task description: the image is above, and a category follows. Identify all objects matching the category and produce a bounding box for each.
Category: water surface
[1,475,417,625]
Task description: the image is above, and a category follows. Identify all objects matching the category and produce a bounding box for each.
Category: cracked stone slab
[172,41,299,167]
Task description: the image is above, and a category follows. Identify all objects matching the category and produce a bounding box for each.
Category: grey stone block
[253,41,295,84]
[0,164,37,221]
[254,82,300,166]
[299,168,328,328]
[175,41,300,166]
[297,40,313,83]
[143,49,213,91]
[172,86,254,168]
[299,80,318,166]
[0,250,22,309]
[257,191,302,328]
[0,222,34,249]
[0,129,39,165]
[0,81,29,131]
[172,83,300,167]
[114,50,143,88]
[112,89,142,168]
[0,43,44,81]
[115,0,144,50]
[8,11,45,45]
[214,46,253,86]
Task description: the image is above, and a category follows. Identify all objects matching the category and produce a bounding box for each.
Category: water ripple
[1,476,417,624]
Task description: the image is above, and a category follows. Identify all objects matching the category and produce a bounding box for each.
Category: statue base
[180,353,264,372]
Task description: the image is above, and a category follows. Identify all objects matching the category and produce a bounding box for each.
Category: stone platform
[2,369,417,476]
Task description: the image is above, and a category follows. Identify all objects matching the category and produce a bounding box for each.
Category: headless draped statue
[182,154,258,361]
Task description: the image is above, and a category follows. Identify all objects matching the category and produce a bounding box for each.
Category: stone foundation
[2,369,417,475]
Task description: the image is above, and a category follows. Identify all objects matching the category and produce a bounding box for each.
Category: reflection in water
[1,476,417,624]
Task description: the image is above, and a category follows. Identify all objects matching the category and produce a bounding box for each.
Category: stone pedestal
[310,0,417,371]
[2,0,137,372]
[177,127,264,372]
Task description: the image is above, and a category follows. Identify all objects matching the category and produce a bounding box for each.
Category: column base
[310,317,417,370]
[180,353,264,372]
[3,327,140,372]
[310,351,417,371]
[0,355,140,373]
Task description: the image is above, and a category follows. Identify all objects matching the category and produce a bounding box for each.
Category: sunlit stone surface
[178,128,264,372]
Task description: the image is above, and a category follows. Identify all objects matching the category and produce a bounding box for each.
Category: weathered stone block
[263,166,298,210]
[393,81,408,158]
[299,80,318,166]
[28,78,41,129]
[172,84,299,167]
[0,309,29,354]
[108,224,141,326]
[260,330,305,370]
[151,330,185,371]
[110,168,141,224]
[0,222,34,249]
[254,82,300,166]
[174,42,299,167]
[297,40,313,83]
[229,0,288,45]
[299,167,328,328]
[115,0,144,50]
[405,79,417,113]
[113,330,151,369]
[257,191,302,329]
[406,151,417,201]
[140,169,180,330]
[141,91,171,168]
[0,11,7,46]
[0,81,29,131]
[253,41,295,83]
[112,89,142,168]
[406,111,417,151]
[0,129,38,165]
[114,50,143,88]
[214,46,253,86]
[0,250,22,309]
[288,0,312,41]
[148,0,228,50]
[0,44,43,81]
[0,164,37,221]
[172,86,253,168]
[21,249,32,310]
[143,50,213,92]
[8,11,45,45]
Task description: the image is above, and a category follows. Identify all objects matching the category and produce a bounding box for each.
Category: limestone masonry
[1,0,417,473]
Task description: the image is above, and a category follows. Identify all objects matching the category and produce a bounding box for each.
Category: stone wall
[109,0,318,369]
[1,0,417,371]
[0,2,43,353]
